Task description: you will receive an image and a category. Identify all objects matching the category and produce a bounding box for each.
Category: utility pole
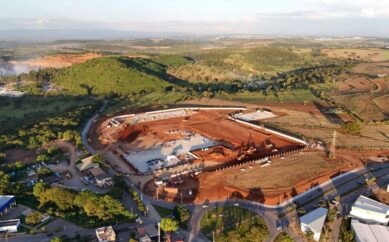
[329,130,337,159]
[158,222,161,242]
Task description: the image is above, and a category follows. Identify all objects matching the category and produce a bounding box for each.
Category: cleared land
[12,53,102,68]
[198,150,340,191]
[223,151,338,189]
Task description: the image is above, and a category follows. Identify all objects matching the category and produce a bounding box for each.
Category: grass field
[153,205,174,217]
[219,89,319,104]
[263,105,389,149]
[0,95,93,122]
[323,48,389,61]
[200,206,268,241]
[103,91,189,115]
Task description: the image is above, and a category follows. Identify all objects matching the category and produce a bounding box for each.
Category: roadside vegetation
[200,206,269,242]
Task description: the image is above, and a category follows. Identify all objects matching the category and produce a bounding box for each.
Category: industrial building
[299,207,328,241]
[0,195,16,216]
[351,219,389,242]
[350,195,389,225]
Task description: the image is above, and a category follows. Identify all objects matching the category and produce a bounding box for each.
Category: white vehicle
[233,202,239,207]
[202,201,209,208]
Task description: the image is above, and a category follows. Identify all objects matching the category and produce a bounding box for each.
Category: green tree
[37,167,52,178]
[244,226,268,242]
[342,230,355,242]
[39,187,76,210]
[0,171,10,195]
[305,230,314,240]
[174,205,190,224]
[50,237,63,242]
[342,121,362,134]
[25,212,42,225]
[33,182,48,198]
[275,232,294,242]
[0,152,6,163]
[92,154,105,165]
[160,217,179,239]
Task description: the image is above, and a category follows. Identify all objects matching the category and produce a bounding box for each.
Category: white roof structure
[96,226,116,242]
[350,195,389,225]
[300,207,328,241]
[76,156,99,171]
[351,219,389,242]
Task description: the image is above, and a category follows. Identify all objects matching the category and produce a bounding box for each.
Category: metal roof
[300,207,328,233]
[0,219,20,227]
[353,195,389,215]
[351,219,389,242]
[0,196,15,213]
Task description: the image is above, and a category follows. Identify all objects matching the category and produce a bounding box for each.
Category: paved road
[81,100,107,155]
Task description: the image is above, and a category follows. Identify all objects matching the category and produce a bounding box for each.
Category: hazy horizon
[1,0,389,40]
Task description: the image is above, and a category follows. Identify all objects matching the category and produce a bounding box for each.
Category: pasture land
[323,48,389,61]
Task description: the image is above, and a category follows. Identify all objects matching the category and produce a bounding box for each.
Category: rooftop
[96,226,116,241]
[0,219,20,227]
[351,219,389,242]
[300,207,328,233]
[353,195,389,215]
[0,195,15,212]
[89,167,111,180]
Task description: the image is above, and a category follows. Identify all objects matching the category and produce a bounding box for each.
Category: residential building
[0,195,16,216]
[350,195,389,225]
[0,219,20,233]
[299,207,328,241]
[95,226,116,242]
[351,219,389,242]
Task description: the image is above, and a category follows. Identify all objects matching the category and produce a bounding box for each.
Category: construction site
[95,106,351,204]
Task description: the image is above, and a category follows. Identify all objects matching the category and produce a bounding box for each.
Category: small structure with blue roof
[0,195,16,216]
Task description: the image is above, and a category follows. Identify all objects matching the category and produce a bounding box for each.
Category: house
[299,207,328,241]
[0,219,20,233]
[0,195,16,216]
[95,226,116,242]
[137,224,159,241]
[351,219,389,242]
[350,195,389,225]
[76,156,99,172]
[89,167,113,187]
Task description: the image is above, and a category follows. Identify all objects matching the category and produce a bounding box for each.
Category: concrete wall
[228,116,307,145]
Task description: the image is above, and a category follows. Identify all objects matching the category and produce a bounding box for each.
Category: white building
[300,207,328,241]
[0,219,20,233]
[351,219,389,242]
[350,195,389,225]
[76,156,99,172]
[96,226,116,242]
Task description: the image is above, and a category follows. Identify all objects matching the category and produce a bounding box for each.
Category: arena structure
[98,106,307,176]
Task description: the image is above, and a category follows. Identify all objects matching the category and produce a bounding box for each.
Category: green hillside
[53,56,173,96]
[167,47,311,83]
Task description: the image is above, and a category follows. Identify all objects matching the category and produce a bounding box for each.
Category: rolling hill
[52,56,174,96]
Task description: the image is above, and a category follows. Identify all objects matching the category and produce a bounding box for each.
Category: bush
[342,121,361,134]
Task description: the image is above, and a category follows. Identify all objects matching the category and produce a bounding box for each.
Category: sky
[1,0,389,36]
